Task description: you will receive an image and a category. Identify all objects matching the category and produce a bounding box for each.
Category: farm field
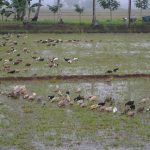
[0,33,150,77]
[0,33,150,150]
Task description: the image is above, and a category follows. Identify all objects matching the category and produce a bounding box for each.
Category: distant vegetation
[0,0,149,28]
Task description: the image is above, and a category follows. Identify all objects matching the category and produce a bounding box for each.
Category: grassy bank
[0,20,150,33]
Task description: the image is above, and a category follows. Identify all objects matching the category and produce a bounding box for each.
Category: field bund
[0,24,150,33]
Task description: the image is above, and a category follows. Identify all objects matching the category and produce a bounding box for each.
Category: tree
[11,0,26,20]
[92,0,96,25]
[0,1,14,21]
[74,4,84,24]
[128,0,131,27]
[32,0,42,21]
[134,0,149,19]
[57,0,61,22]
[97,0,120,23]
[47,4,62,23]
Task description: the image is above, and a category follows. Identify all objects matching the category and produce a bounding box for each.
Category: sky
[31,0,129,9]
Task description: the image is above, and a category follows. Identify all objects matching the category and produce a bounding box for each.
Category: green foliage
[0,0,4,6]
[11,0,26,12]
[30,2,42,8]
[97,0,120,10]
[134,0,149,10]
[47,4,62,14]
[74,4,84,14]
[11,0,26,20]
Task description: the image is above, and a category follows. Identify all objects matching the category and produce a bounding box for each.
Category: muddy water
[1,78,150,108]
[1,78,150,150]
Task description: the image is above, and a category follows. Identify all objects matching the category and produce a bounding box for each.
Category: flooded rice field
[0,33,150,76]
[0,78,150,150]
[0,33,150,149]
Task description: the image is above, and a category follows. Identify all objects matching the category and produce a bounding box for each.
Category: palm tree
[48,4,60,23]
[92,0,96,25]
[128,0,131,27]
[23,0,29,22]
[57,0,60,21]
[32,0,42,21]
[74,4,84,25]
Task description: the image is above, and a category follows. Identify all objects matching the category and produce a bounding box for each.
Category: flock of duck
[0,33,118,75]
[0,34,83,74]
[1,85,149,117]
[0,33,150,117]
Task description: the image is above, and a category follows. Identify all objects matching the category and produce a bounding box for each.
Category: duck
[88,95,97,102]
[123,105,131,114]
[25,63,31,67]
[48,95,55,100]
[28,93,37,101]
[105,106,113,112]
[74,95,85,102]
[7,70,16,74]
[136,106,145,113]
[113,68,119,72]
[90,104,99,110]
[57,90,63,96]
[73,57,78,61]
[16,54,20,57]
[48,95,60,103]
[64,58,72,64]
[65,91,71,102]
[113,107,118,113]
[36,57,44,61]
[105,70,113,74]
[127,111,135,117]
[80,103,87,108]
[99,106,106,112]
[23,94,29,99]
[139,97,149,104]
[52,57,59,61]
[53,63,58,67]
[125,100,134,106]
[98,102,105,106]
[146,108,150,112]
[58,99,66,107]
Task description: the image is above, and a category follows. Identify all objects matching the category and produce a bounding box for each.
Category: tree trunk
[21,10,25,21]
[128,0,131,28]
[32,0,42,21]
[54,13,56,23]
[28,7,31,20]
[79,14,81,25]
[23,0,29,22]
[110,8,112,24]
[57,0,61,22]
[140,8,142,19]
[2,15,3,21]
[92,0,96,25]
